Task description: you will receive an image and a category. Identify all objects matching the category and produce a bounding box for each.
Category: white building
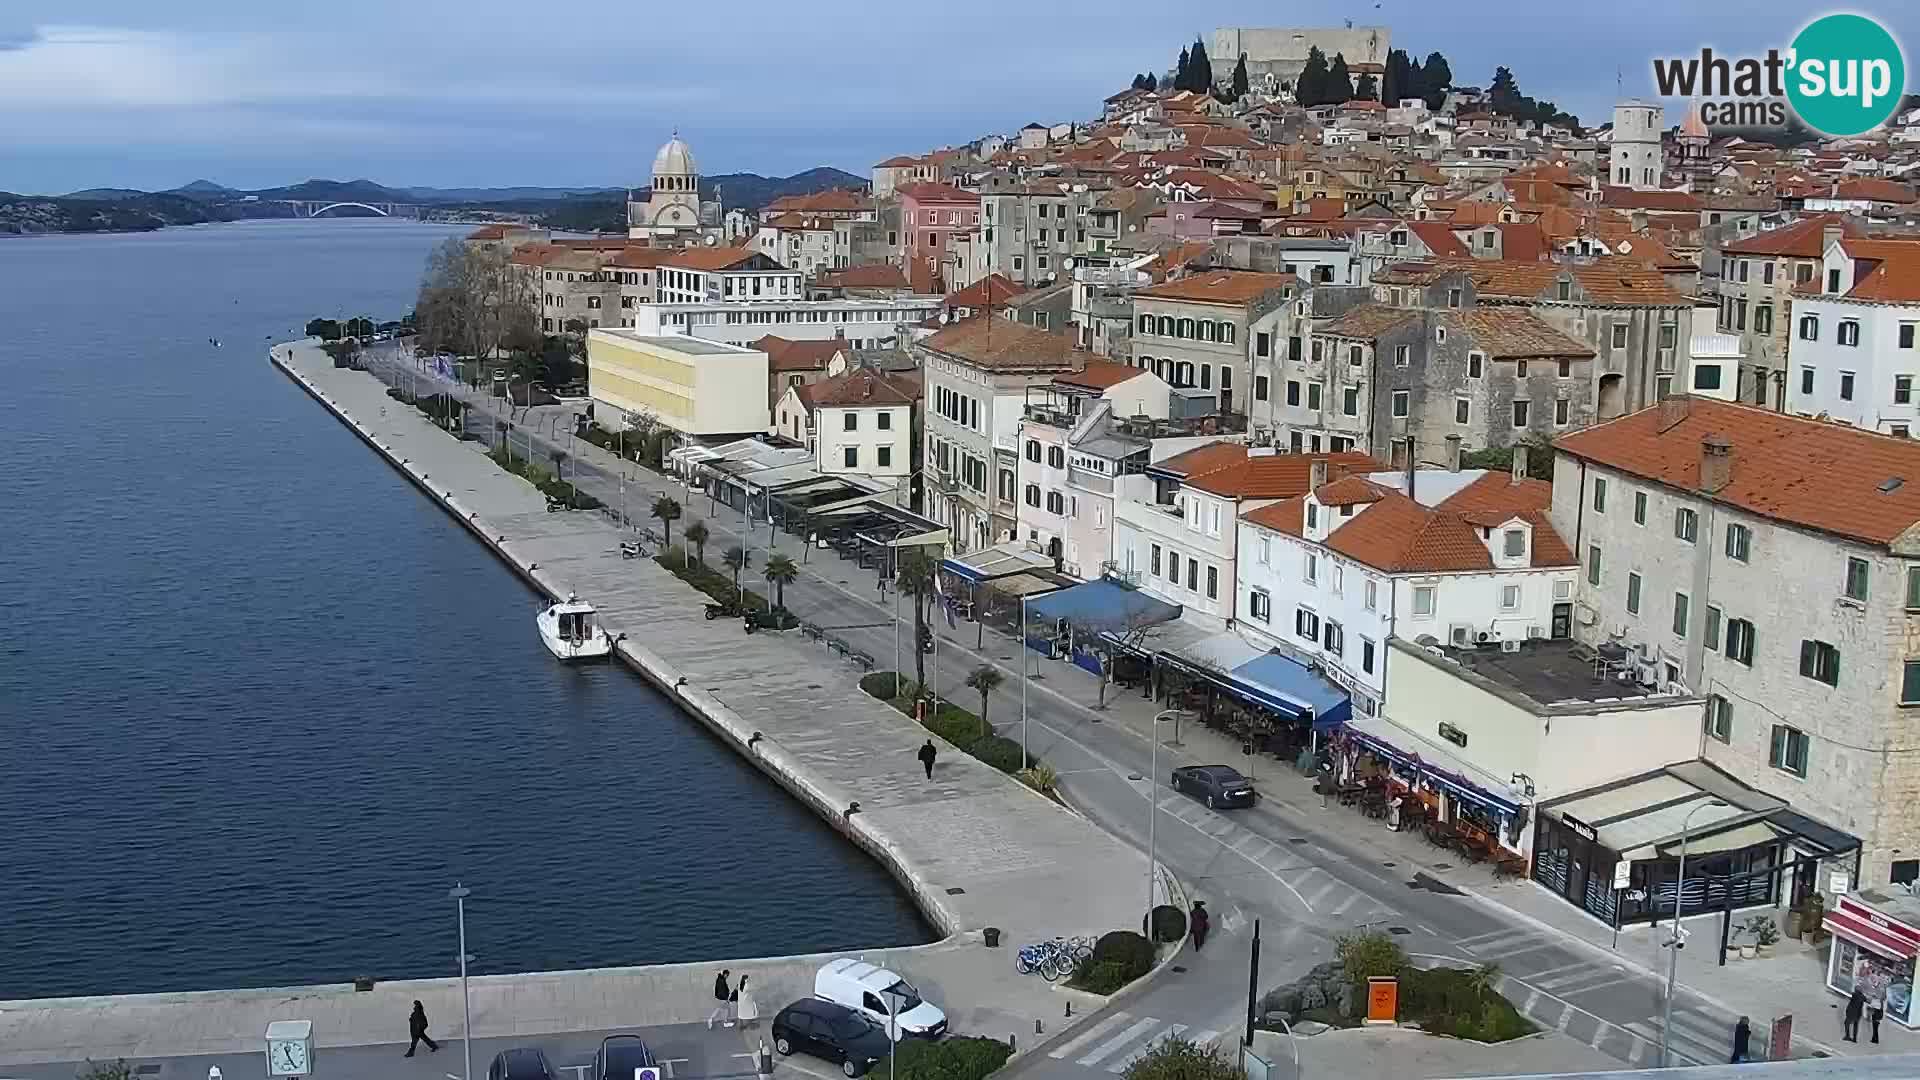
[1609,100,1664,191]
[775,367,918,485]
[1235,457,1579,717]
[657,248,804,305]
[1783,234,1920,436]
[628,134,707,239]
[756,213,841,277]
[1115,445,1376,624]
[625,296,943,349]
[1553,395,1920,888]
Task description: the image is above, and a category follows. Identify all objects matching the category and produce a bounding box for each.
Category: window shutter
[1799,640,1815,677]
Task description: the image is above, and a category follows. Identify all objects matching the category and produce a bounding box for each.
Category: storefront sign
[1613,861,1632,890]
[1769,1015,1793,1060]
[1366,977,1398,1025]
[1831,871,1852,895]
[1561,814,1598,842]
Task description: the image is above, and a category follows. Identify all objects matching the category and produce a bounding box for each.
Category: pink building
[896,182,980,288]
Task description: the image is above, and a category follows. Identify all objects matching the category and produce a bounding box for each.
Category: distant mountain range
[3,168,867,235]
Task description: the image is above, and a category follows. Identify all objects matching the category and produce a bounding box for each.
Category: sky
[2,1,1915,195]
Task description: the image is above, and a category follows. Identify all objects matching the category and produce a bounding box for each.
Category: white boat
[538,592,614,662]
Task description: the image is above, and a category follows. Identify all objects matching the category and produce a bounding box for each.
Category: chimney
[1309,459,1329,491]
[1511,444,1529,484]
[1445,434,1463,472]
[1700,435,1732,494]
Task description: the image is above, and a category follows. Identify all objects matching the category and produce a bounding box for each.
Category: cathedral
[627,133,719,240]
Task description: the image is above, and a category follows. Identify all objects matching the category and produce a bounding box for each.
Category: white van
[813,959,948,1040]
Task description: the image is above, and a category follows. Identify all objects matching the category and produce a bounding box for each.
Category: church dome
[1679,104,1710,140]
[653,134,697,179]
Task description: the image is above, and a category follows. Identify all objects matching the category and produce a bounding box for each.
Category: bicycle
[1015,938,1081,981]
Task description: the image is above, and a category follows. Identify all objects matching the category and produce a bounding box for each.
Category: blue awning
[1228,653,1352,729]
[1024,579,1181,632]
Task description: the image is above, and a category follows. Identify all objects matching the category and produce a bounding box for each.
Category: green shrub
[889,1036,1011,1080]
[1120,1037,1243,1080]
[1334,930,1406,982]
[1146,904,1187,944]
[1391,966,1535,1042]
[1070,930,1154,994]
[860,672,898,699]
[1017,763,1059,797]
[970,735,1026,774]
[924,710,983,752]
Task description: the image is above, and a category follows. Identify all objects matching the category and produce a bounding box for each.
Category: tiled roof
[1377,257,1688,307]
[1831,178,1919,204]
[922,315,1086,372]
[1056,358,1146,392]
[1836,238,1920,304]
[1554,396,1920,547]
[806,368,918,408]
[762,212,834,230]
[665,246,764,271]
[766,189,871,214]
[875,155,925,168]
[607,248,674,270]
[753,336,845,373]
[1448,309,1595,359]
[1722,214,1859,257]
[1320,304,1419,340]
[816,262,911,290]
[1190,199,1265,221]
[944,273,1023,309]
[1438,471,1554,515]
[1255,470,1576,573]
[1409,221,1470,257]
[466,225,509,240]
[1600,187,1704,212]
[1134,270,1296,307]
[1159,447,1381,500]
[1314,476,1391,506]
[895,182,980,205]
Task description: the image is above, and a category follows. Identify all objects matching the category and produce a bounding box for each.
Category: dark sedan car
[488,1048,558,1080]
[773,998,894,1078]
[595,1034,658,1080]
[1171,764,1257,809]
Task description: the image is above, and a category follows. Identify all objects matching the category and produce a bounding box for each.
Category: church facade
[628,133,714,240]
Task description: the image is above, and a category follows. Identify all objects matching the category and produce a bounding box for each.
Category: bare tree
[414,239,539,365]
[1068,606,1166,709]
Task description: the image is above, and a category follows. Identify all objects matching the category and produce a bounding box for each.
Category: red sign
[1769,1015,1793,1062]
[1366,977,1398,1025]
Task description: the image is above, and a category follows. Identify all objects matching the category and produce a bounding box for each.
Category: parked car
[1171,764,1257,809]
[772,998,894,1077]
[488,1048,558,1080]
[814,958,947,1039]
[594,1034,657,1080]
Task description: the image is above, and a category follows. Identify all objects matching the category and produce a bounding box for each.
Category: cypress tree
[1328,53,1354,104]
[1232,53,1250,100]
[1297,46,1329,106]
[1188,38,1214,92]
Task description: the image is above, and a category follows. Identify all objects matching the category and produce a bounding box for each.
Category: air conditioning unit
[1450,624,1473,647]
[1527,625,1546,640]
[1637,661,1662,686]
[1476,629,1498,644]
[1576,603,1598,626]
[1501,639,1524,653]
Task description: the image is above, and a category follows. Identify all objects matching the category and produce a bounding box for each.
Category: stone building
[628,134,709,240]
[1713,215,1862,409]
[1210,26,1391,89]
[1129,270,1300,416]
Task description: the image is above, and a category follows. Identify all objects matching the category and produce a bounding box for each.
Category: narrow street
[359,346,1790,1073]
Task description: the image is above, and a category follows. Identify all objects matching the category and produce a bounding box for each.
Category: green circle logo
[1787,14,1906,136]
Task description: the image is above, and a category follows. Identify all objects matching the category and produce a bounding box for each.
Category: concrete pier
[0,341,1151,1068]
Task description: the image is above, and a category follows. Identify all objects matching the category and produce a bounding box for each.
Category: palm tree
[722,544,749,595]
[966,665,1004,741]
[897,550,937,693]
[684,520,710,568]
[651,495,682,547]
[763,553,798,611]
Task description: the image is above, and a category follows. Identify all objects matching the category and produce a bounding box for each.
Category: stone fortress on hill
[1210,25,1392,87]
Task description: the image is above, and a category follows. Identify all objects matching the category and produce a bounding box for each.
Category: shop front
[1825,892,1920,1029]
[1332,717,1527,868]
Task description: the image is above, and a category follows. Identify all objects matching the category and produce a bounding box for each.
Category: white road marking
[1187,1029,1223,1050]
[1328,890,1367,916]
[1048,1011,1134,1059]
[1520,960,1591,985]
[1552,973,1637,998]
[1077,1016,1161,1067]
[1108,1025,1189,1073]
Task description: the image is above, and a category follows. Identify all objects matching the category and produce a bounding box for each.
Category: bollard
[1009,1034,1017,1054]
[1035,1018,1043,1034]
[757,1038,772,1077]
[1065,1001,1073,1018]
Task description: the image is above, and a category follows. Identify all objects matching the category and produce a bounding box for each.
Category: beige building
[586,330,770,437]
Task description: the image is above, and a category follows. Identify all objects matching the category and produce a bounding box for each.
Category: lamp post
[1019,593,1029,766]
[1661,798,1729,1067]
[449,883,473,1080]
[1146,710,1181,926]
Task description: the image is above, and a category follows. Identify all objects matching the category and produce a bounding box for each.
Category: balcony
[1085,296,1133,321]
[1075,266,1140,287]
[1069,465,1114,494]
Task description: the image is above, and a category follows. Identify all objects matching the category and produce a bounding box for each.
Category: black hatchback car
[488,1048,558,1080]
[773,998,894,1078]
[594,1034,657,1080]
[1171,764,1257,809]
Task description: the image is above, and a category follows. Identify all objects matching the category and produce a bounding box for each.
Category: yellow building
[586,330,770,436]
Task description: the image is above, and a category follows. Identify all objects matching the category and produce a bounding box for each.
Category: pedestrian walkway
[1043,1010,1225,1076]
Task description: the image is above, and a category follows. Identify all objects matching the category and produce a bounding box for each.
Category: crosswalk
[1623,1008,1740,1067]
[1048,1011,1223,1074]
[1151,795,1396,921]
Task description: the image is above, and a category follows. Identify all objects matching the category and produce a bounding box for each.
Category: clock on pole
[265,1019,314,1077]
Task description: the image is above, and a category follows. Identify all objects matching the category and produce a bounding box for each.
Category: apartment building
[755,214,840,276]
[897,182,982,287]
[978,180,1103,288]
[1236,456,1578,717]
[1130,270,1299,415]
[1782,234,1920,435]
[1116,445,1376,624]
[585,330,769,436]
[1714,215,1861,408]
[773,367,918,486]
[624,296,943,349]
[917,317,1087,552]
[1552,396,1920,888]
[512,244,620,333]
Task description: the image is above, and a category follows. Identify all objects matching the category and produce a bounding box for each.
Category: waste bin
[984,927,1001,947]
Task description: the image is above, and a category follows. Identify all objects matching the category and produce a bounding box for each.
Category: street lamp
[1660,798,1729,1067]
[1019,593,1030,766]
[449,883,474,1080]
[1146,710,1181,926]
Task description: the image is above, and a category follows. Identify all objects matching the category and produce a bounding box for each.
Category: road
[357,347,1761,1077]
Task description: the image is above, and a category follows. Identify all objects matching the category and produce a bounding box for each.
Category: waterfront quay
[0,339,1150,1073]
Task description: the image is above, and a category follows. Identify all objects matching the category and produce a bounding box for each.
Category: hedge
[1069,930,1155,995]
[860,673,1045,778]
[970,735,1026,773]
[654,547,797,629]
[889,1036,1011,1080]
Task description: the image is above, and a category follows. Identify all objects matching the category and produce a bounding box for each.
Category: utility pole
[1245,919,1261,1048]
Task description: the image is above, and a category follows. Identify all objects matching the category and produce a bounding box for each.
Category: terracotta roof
[1376,257,1688,307]
[1830,178,1919,204]
[895,182,980,205]
[1835,238,1920,304]
[1448,309,1595,359]
[922,315,1085,372]
[1554,396,1920,547]
[1408,221,1470,257]
[766,189,871,214]
[1241,496,1305,536]
[508,243,601,271]
[1600,187,1705,212]
[466,225,510,240]
[1161,169,1273,204]
[816,262,911,290]
[1722,214,1859,257]
[806,368,918,408]
[665,246,764,272]
[1056,358,1146,392]
[762,212,834,230]
[1319,304,1419,340]
[1319,496,1574,572]
[1438,471,1554,515]
[875,155,925,168]
[1313,475,1391,506]
[1190,199,1264,221]
[1144,241,1215,282]
[1134,270,1296,307]
[1157,447,1381,500]
[607,248,673,270]
[753,336,844,373]
[944,273,1023,309]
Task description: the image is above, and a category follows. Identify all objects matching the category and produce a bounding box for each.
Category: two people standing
[1844,988,1885,1043]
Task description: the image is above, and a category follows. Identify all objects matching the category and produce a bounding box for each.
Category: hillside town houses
[461,27,1920,959]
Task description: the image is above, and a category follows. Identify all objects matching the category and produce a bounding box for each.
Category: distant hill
[0,191,224,234]
[61,187,149,201]
[701,167,867,210]
[169,180,239,200]
[404,184,625,203]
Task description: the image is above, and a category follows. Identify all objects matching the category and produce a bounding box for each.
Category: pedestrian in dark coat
[405,1000,440,1056]
[1871,997,1885,1044]
[1845,989,1866,1042]
[1731,1015,1750,1063]
[918,740,937,780]
[1190,901,1210,951]
[707,969,732,1029]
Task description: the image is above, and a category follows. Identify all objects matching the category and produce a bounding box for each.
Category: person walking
[707,969,732,1029]
[1189,900,1210,952]
[918,739,937,780]
[1871,994,1885,1044]
[735,974,760,1029]
[1844,988,1866,1042]
[1730,1015,1751,1063]
[405,1000,440,1057]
